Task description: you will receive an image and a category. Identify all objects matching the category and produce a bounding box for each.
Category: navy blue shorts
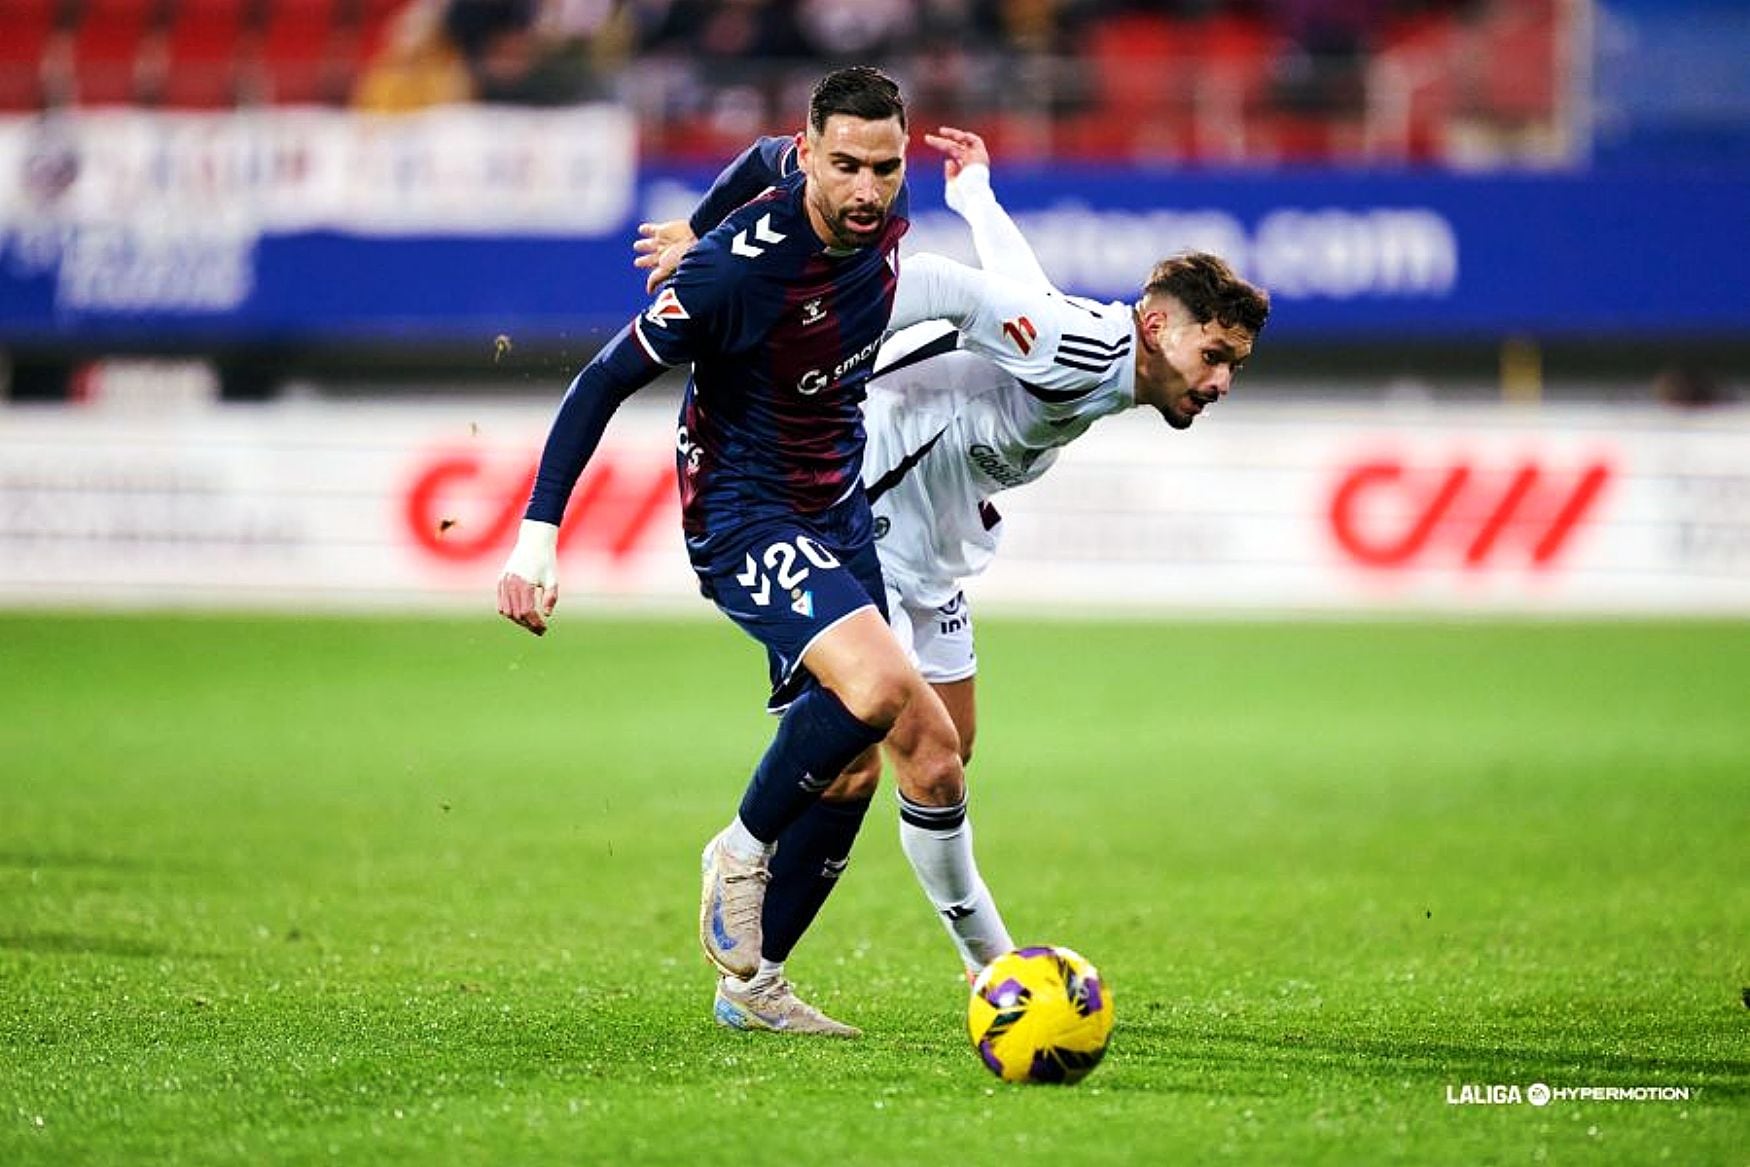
[692,501,889,712]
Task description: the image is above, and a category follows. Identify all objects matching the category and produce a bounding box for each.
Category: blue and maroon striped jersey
[642,154,910,537]
[523,136,910,543]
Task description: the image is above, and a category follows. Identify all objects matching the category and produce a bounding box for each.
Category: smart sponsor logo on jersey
[796,334,884,396]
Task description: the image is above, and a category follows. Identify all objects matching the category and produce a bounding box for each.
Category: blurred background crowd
[0,0,1746,407]
[0,0,1604,167]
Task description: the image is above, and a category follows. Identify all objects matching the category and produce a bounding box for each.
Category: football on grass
[967,945,1113,1084]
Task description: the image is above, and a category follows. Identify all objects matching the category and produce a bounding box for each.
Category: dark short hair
[1144,252,1270,335]
[808,66,907,136]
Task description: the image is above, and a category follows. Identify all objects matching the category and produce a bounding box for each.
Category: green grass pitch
[2,613,1746,1164]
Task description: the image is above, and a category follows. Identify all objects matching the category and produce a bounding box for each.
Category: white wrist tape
[502,519,559,588]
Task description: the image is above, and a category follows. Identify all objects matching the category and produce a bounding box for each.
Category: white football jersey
[863,304,1136,608]
[867,166,1145,608]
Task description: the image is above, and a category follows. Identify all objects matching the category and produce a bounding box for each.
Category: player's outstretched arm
[495,322,667,637]
[923,125,1051,290]
[890,251,1016,337]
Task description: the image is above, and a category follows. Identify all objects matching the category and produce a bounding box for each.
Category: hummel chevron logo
[736,554,772,606]
[730,214,787,258]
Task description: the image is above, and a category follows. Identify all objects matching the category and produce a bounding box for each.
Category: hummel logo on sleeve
[731,214,788,258]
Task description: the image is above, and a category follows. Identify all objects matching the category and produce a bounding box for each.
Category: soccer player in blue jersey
[638,128,1269,994]
[497,67,974,1036]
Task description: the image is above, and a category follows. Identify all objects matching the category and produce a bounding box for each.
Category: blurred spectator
[1653,363,1734,410]
[355,0,611,110]
[794,0,917,62]
[353,0,475,110]
[1263,0,1385,119]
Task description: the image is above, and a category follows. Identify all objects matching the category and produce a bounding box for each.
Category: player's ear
[1136,308,1167,352]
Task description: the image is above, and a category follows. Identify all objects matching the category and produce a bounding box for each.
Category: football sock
[744,958,786,993]
[761,796,872,963]
[720,816,771,863]
[736,685,885,844]
[898,794,1014,972]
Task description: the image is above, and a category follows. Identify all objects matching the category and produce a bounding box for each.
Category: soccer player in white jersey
[634,126,1268,997]
[840,130,1269,975]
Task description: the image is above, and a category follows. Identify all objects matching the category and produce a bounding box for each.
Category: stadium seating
[256,0,344,104]
[0,0,63,110]
[70,0,162,106]
[2,0,1570,168]
[160,0,247,107]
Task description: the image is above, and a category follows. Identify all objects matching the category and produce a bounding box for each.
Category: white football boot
[698,830,768,979]
[713,976,862,1038]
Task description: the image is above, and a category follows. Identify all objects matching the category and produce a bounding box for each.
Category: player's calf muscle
[827,746,884,801]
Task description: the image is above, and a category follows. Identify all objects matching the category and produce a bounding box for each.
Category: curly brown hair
[1143,253,1270,336]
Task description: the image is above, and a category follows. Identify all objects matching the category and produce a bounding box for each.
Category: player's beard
[818,193,887,249]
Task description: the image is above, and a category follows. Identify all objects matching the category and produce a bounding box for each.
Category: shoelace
[720,867,768,932]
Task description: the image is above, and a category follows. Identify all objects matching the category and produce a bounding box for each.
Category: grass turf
[1,614,1745,1164]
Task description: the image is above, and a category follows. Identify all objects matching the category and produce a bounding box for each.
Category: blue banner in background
[3,166,1747,347]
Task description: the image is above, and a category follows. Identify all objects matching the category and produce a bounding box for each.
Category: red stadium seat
[0,0,61,110]
[1194,12,1277,162]
[70,0,163,105]
[1369,10,1462,163]
[160,0,249,108]
[256,0,342,103]
[1079,12,1193,162]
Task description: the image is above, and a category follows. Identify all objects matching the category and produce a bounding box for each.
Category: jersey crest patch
[645,287,690,328]
[1001,316,1038,355]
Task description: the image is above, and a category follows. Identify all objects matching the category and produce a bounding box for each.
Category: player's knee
[959,725,977,767]
[831,661,916,729]
[894,732,965,807]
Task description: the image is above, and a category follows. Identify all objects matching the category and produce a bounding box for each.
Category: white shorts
[887,584,977,685]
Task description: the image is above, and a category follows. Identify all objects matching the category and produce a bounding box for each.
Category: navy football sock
[762,796,873,963]
[736,685,885,844]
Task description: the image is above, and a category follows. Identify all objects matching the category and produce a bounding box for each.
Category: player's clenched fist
[496,519,560,636]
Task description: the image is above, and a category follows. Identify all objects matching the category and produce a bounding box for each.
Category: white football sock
[744,958,785,992]
[897,795,1014,973]
[722,816,774,861]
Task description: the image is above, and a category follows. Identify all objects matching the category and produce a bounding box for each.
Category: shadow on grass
[0,931,176,959]
[1113,1018,1750,1100]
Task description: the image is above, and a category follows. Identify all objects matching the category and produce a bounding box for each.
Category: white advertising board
[0,400,1745,615]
